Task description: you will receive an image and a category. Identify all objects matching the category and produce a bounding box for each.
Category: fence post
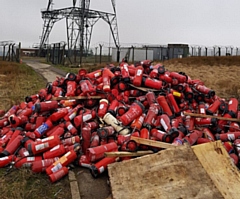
[117,45,120,63]
[145,46,148,59]
[205,47,207,56]
[99,44,103,64]
[132,46,134,63]
[18,42,21,63]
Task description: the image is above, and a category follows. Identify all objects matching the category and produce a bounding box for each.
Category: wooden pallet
[108,141,240,199]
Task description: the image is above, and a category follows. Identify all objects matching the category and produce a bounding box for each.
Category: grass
[0,168,70,199]
[162,56,240,101]
[0,60,71,199]
[0,61,47,111]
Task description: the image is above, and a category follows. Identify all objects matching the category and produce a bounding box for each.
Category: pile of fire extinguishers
[0,59,240,183]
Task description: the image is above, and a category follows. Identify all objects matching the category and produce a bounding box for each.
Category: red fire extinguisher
[0,135,23,157]
[33,100,59,113]
[65,81,77,97]
[61,136,81,146]
[27,135,61,156]
[157,95,173,118]
[0,155,15,168]
[32,157,59,173]
[81,125,92,154]
[43,144,66,159]
[98,99,109,118]
[48,166,69,183]
[74,109,96,128]
[14,156,42,169]
[46,150,77,175]
[132,65,144,87]
[90,157,117,178]
[34,119,53,138]
[119,101,145,126]
[86,142,118,162]
[49,107,70,122]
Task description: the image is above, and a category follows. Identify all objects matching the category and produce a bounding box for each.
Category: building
[112,43,189,62]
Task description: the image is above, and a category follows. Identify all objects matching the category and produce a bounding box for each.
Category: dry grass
[0,60,71,199]
[0,61,47,111]
[0,168,70,199]
[162,56,240,100]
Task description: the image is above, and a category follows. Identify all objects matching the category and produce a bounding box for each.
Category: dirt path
[24,59,111,199]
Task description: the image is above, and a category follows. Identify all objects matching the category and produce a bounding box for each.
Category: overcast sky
[0,0,240,48]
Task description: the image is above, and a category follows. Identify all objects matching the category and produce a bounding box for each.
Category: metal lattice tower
[39,0,120,63]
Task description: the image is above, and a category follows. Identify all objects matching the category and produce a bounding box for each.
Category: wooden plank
[128,84,160,92]
[183,111,240,122]
[105,151,154,157]
[130,136,176,149]
[108,145,223,199]
[192,141,240,199]
[51,96,102,100]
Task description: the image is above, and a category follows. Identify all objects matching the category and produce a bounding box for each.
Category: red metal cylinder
[150,128,172,143]
[82,126,91,154]
[1,135,23,157]
[0,155,15,168]
[34,101,59,113]
[98,99,109,118]
[49,108,69,122]
[32,157,59,173]
[143,103,159,129]
[166,93,180,115]
[133,65,144,87]
[61,136,81,146]
[157,95,173,117]
[74,109,96,128]
[142,77,163,90]
[206,99,221,115]
[183,130,203,146]
[90,157,117,178]
[27,135,61,156]
[49,166,69,183]
[43,144,66,159]
[119,101,145,126]
[14,156,42,169]
[78,154,91,169]
[64,121,77,135]
[86,142,118,162]
[215,131,240,142]
[34,119,53,138]
[46,150,77,175]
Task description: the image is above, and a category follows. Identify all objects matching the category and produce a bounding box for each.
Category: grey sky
[0,0,240,48]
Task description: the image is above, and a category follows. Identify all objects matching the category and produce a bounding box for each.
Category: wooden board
[108,145,224,199]
[192,141,240,199]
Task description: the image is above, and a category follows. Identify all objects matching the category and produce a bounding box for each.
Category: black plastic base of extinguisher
[90,165,99,178]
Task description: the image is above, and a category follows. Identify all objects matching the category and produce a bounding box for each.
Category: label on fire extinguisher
[36,123,49,135]
[99,104,104,109]
[51,162,63,173]
[35,143,49,151]
[0,157,9,161]
[27,157,35,161]
[227,134,235,141]
[99,166,105,174]
[160,118,168,131]
[50,145,60,152]
[42,136,54,142]
[69,111,77,120]
[83,114,92,122]
[200,108,205,114]
[94,72,101,78]
[136,69,142,76]
[67,123,74,131]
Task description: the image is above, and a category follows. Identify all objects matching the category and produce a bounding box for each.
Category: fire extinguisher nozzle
[90,165,99,178]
